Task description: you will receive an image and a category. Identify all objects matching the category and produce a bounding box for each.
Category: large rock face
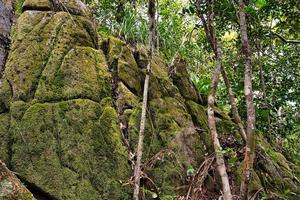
[0,0,299,199]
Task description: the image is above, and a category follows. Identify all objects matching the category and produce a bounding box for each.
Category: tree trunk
[200,11,247,142]
[238,1,256,199]
[133,0,156,199]
[200,8,247,143]
[221,67,247,142]
[198,1,233,199]
[0,0,14,77]
[207,40,233,200]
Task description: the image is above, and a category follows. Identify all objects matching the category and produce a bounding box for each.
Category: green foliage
[255,0,267,9]
[284,130,300,164]
[192,74,211,94]
[15,0,25,15]
[186,165,196,177]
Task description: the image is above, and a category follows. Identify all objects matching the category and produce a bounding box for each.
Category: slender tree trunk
[133,0,156,199]
[200,0,249,149]
[197,1,233,199]
[238,1,256,199]
[0,0,14,77]
[221,67,247,142]
[257,45,267,105]
[207,40,233,200]
[200,8,247,143]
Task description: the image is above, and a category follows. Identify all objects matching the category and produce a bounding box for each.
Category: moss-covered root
[0,160,35,200]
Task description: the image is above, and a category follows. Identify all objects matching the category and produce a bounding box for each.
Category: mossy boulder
[0,2,130,199]
[0,113,10,164]
[0,0,299,199]
[11,99,130,199]
[104,38,212,198]
[171,59,203,104]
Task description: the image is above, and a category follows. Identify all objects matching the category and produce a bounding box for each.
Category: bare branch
[271,31,300,44]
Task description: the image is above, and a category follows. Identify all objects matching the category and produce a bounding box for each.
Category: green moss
[186,100,208,130]
[118,60,143,95]
[22,0,53,11]
[107,37,126,65]
[4,11,97,102]
[10,99,130,199]
[149,154,184,195]
[268,151,292,173]
[107,37,143,95]
[0,113,10,163]
[151,98,190,127]
[15,0,25,16]
[5,11,66,101]
[171,60,200,103]
[10,101,30,120]
[125,96,206,198]
[135,44,179,99]
[35,47,111,102]
[116,82,140,112]
[22,191,35,200]
[0,79,12,112]
[2,3,299,198]
[235,162,262,195]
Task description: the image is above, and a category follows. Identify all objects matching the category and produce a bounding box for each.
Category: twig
[186,155,215,200]
[249,188,263,200]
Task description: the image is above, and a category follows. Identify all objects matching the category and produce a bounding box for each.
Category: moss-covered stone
[107,37,143,95]
[136,44,180,100]
[35,47,110,102]
[1,0,299,198]
[171,60,203,104]
[235,162,262,195]
[22,0,53,12]
[116,82,140,113]
[0,4,131,199]
[58,0,89,16]
[0,79,12,112]
[124,95,205,197]
[186,100,208,130]
[11,99,130,199]
[0,113,10,164]
[4,11,97,102]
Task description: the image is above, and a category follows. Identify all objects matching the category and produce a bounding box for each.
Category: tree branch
[271,31,300,44]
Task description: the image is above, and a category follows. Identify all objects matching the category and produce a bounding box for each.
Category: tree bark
[238,1,256,199]
[207,40,233,200]
[199,4,247,143]
[221,67,247,142]
[197,1,233,199]
[0,0,14,77]
[133,0,156,199]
